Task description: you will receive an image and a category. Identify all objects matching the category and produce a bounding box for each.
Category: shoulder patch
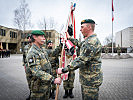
[29,59,33,63]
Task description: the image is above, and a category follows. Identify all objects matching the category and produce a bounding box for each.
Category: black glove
[67,25,73,36]
[51,77,55,84]
[70,46,74,55]
[62,65,70,73]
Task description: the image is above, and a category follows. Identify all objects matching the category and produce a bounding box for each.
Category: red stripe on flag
[112,0,114,21]
[66,40,74,49]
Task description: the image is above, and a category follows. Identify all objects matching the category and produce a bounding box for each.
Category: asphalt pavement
[0,54,133,100]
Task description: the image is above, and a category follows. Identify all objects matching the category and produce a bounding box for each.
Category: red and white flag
[112,0,114,21]
[60,3,77,80]
[66,40,74,49]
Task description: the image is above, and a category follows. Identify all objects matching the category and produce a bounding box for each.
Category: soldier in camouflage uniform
[47,40,59,99]
[58,19,103,100]
[117,44,121,56]
[23,34,32,100]
[26,30,62,100]
[104,46,109,54]
[62,47,75,98]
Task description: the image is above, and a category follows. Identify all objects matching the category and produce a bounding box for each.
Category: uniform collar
[33,44,43,52]
[85,33,97,41]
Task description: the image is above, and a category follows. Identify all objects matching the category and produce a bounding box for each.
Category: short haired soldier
[46,40,59,99]
[104,46,109,54]
[117,44,121,56]
[23,33,32,100]
[47,40,53,49]
[26,30,62,100]
[58,19,103,100]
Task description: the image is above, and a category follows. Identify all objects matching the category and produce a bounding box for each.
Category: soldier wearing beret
[47,40,53,49]
[23,33,32,100]
[104,46,109,54]
[46,40,59,99]
[58,19,103,100]
[26,30,62,100]
[117,44,121,56]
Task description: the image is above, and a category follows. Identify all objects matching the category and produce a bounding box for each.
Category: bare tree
[103,34,115,47]
[14,0,32,31]
[38,17,57,30]
[49,17,57,30]
[38,17,47,30]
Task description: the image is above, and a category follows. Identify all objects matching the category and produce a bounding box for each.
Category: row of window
[0,29,17,39]
[46,32,51,38]
[0,29,52,39]
[10,31,17,38]
[0,29,6,36]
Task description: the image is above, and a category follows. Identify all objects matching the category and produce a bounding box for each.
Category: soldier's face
[35,35,46,45]
[80,23,90,37]
[48,43,53,47]
[47,43,53,49]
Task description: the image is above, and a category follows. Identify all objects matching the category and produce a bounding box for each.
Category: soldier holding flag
[58,19,103,100]
[26,30,62,100]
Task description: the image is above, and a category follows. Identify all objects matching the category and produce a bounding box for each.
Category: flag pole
[112,0,114,56]
[112,13,113,56]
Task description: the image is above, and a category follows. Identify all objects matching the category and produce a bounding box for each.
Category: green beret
[47,40,53,44]
[81,19,95,25]
[31,30,45,35]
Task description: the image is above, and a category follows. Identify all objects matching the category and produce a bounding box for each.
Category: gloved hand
[54,77,62,85]
[69,46,74,55]
[67,25,73,36]
[57,67,69,74]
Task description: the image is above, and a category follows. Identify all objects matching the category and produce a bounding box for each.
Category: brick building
[0,25,60,54]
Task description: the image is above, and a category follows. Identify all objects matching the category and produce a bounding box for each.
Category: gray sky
[0,0,133,44]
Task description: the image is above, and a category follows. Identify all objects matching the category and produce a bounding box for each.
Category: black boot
[26,91,31,100]
[51,90,55,99]
[69,89,74,98]
[63,90,68,98]
[26,95,30,100]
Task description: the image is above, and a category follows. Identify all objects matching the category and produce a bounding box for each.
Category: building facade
[115,27,133,48]
[0,25,60,54]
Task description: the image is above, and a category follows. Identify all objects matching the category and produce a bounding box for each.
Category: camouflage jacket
[26,44,53,83]
[68,34,103,86]
[47,49,59,70]
[26,44,62,83]
[23,44,31,66]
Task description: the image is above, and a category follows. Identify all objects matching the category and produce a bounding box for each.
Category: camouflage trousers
[63,71,75,90]
[25,66,32,88]
[81,85,99,100]
[30,91,50,100]
[51,68,57,91]
[30,80,51,100]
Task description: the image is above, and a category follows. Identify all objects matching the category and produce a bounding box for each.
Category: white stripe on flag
[66,40,74,49]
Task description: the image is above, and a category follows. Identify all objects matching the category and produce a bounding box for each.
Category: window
[0,29,2,36]
[10,31,12,38]
[12,32,13,38]
[0,29,6,36]
[10,31,17,38]
[3,30,6,36]
[49,32,51,38]
[46,32,48,37]
[15,32,17,38]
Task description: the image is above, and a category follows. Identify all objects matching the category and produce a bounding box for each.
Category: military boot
[63,90,68,98]
[26,95,30,100]
[69,89,74,98]
[51,90,55,99]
